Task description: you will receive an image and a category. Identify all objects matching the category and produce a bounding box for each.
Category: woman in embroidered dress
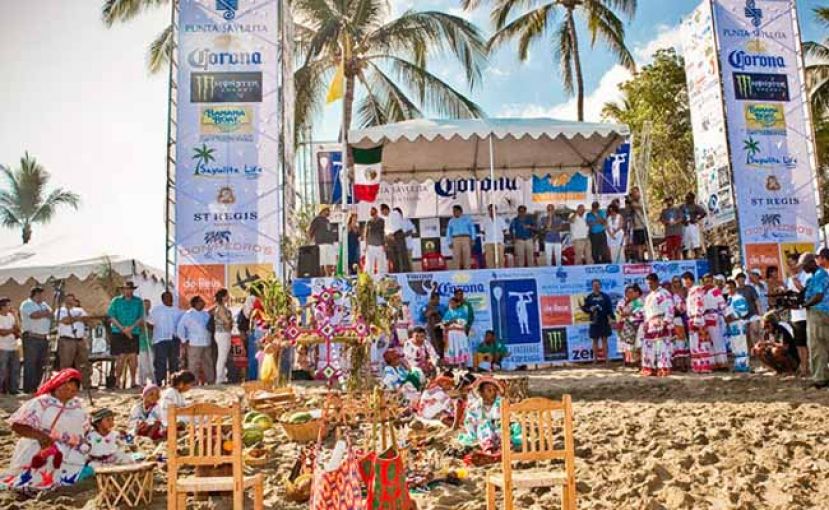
[0,369,92,491]
[457,377,521,464]
[403,326,440,379]
[417,373,458,427]
[87,408,133,468]
[670,277,691,372]
[684,272,713,374]
[725,280,751,373]
[381,350,423,406]
[442,298,470,368]
[615,284,644,366]
[640,274,676,377]
[129,383,164,440]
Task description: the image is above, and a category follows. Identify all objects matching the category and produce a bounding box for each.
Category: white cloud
[498,65,633,122]
[633,23,684,64]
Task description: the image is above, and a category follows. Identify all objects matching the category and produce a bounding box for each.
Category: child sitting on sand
[129,383,164,440]
[158,371,196,428]
[381,349,423,405]
[456,377,521,465]
[475,330,509,371]
[87,408,134,467]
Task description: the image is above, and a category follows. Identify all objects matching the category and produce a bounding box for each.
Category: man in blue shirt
[177,295,213,385]
[148,291,183,385]
[445,205,476,270]
[510,205,537,267]
[802,253,829,388]
[586,201,610,264]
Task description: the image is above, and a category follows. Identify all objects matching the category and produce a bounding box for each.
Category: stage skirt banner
[292,260,708,366]
[711,0,819,262]
[174,0,281,306]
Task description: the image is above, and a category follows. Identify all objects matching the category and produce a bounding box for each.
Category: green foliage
[279,203,317,277]
[0,153,80,244]
[805,5,829,223]
[602,48,695,226]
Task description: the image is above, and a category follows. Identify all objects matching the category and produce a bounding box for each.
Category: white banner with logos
[175,0,281,304]
[683,2,736,228]
[712,0,819,253]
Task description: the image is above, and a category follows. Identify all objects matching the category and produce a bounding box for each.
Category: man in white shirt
[483,204,508,268]
[381,203,411,273]
[148,291,183,385]
[0,297,20,394]
[176,295,214,385]
[569,204,593,265]
[785,253,811,377]
[56,293,91,387]
[19,286,53,393]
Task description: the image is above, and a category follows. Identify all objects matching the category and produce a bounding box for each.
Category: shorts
[683,224,701,250]
[792,321,808,347]
[110,332,139,355]
[318,243,336,266]
[632,229,648,246]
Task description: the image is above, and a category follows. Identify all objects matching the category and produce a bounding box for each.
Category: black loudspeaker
[297,245,323,277]
[707,245,732,276]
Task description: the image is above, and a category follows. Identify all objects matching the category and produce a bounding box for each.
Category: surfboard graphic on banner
[353,146,382,202]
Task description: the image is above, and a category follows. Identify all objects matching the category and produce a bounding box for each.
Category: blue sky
[0,0,825,268]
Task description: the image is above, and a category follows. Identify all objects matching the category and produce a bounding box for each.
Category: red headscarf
[35,368,82,397]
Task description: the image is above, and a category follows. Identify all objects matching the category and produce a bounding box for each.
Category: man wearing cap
[19,286,53,393]
[55,293,92,388]
[107,281,144,389]
[308,206,336,276]
[802,253,829,389]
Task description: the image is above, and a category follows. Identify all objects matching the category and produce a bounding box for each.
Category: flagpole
[339,32,349,276]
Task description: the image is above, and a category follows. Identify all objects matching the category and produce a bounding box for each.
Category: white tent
[0,235,166,313]
[348,117,630,180]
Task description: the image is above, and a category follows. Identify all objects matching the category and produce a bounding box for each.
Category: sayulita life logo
[190,144,262,178]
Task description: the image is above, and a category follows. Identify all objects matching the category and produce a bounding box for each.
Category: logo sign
[490,279,540,345]
[188,49,262,70]
[200,106,253,135]
[597,143,631,195]
[189,144,262,178]
[728,50,785,70]
[744,0,762,27]
[744,103,785,134]
[532,172,589,202]
[741,136,797,168]
[216,0,238,20]
[542,328,569,362]
[191,72,263,103]
[434,176,518,199]
[541,296,572,327]
[733,73,789,101]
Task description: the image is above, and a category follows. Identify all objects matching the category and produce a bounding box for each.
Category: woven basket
[283,474,313,503]
[245,453,271,467]
[280,419,324,443]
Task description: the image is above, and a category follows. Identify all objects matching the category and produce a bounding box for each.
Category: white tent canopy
[348,117,630,181]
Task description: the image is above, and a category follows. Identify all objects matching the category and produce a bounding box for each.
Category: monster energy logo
[544,329,567,360]
[190,72,262,103]
[733,72,789,102]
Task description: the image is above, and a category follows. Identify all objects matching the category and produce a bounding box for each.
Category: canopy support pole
[489,134,501,269]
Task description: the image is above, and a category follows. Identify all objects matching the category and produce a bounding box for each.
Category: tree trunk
[22,223,31,244]
[343,68,356,170]
[566,9,585,121]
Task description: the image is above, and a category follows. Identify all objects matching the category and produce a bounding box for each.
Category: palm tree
[0,153,80,244]
[102,0,488,129]
[463,0,637,121]
[805,7,829,116]
[192,143,216,173]
[743,136,760,163]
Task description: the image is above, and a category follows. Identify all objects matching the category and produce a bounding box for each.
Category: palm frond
[148,24,174,74]
[597,0,637,19]
[556,18,575,95]
[102,0,167,27]
[31,189,81,224]
[490,0,551,31]
[294,59,336,129]
[488,4,556,61]
[370,56,485,119]
[367,11,488,89]
[0,206,21,229]
[355,71,390,127]
[363,61,423,122]
[586,1,636,71]
[814,6,829,27]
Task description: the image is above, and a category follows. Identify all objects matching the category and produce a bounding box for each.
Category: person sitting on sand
[417,373,459,427]
[0,369,92,491]
[403,326,440,379]
[752,313,799,375]
[381,349,423,405]
[457,377,521,463]
[158,370,196,428]
[87,408,134,468]
[476,330,509,371]
[129,383,164,440]
[615,284,644,366]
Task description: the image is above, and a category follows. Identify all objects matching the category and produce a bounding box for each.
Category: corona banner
[174,0,281,306]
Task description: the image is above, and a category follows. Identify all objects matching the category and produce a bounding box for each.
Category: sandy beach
[0,366,827,510]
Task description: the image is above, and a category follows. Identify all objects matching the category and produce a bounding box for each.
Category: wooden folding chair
[167,401,264,510]
[485,395,577,510]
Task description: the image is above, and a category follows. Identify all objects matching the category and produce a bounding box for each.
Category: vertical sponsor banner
[175,0,280,305]
[595,142,632,197]
[683,1,736,228]
[712,0,819,265]
[293,262,708,365]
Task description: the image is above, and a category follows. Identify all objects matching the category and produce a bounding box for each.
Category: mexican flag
[353,146,382,202]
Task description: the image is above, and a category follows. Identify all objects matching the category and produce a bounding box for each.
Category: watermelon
[242,426,264,447]
[251,414,273,431]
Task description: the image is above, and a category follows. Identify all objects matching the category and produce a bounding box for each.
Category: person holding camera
[801,253,829,389]
[785,254,811,377]
[752,312,799,375]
